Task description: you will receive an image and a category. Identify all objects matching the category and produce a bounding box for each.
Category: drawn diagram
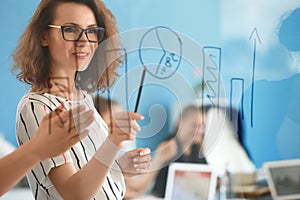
[44,26,227,155]
[138,26,182,79]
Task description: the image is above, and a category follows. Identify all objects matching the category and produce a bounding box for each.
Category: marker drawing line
[138,26,182,79]
[230,78,245,121]
[202,46,222,111]
[249,28,261,127]
[154,28,167,75]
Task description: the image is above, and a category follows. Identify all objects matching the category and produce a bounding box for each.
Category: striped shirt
[16,92,125,200]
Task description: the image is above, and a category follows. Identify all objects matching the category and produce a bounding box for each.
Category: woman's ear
[41,32,48,47]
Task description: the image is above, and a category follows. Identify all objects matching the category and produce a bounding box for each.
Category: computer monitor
[165,163,217,200]
[263,159,300,200]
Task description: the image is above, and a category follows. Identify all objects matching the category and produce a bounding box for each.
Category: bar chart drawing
[230,78,245,122]
[202,46,222,110]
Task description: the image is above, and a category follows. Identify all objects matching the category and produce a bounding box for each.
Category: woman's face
[42,2,98,76]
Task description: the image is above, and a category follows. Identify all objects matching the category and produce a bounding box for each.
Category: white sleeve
[16,100,73,188]
[203,108,256,175]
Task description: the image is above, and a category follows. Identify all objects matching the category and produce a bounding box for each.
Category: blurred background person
[150,104,207,198]
[117,104,207,199]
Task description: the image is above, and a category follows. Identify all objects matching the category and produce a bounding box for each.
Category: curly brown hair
[12,0,122,93]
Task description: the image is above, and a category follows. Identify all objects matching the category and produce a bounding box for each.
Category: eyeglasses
[48,25,105,43]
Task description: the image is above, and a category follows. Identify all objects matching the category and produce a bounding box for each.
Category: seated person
[122,103,254,199]
[150,104,207,198]
[101,104,206,199]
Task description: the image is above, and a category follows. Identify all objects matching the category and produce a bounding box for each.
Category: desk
[215,170,272,200]
[134,184,271,200]
[233,185,271,200]
[133,171,272,200]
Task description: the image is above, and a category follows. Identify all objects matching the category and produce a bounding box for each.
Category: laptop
[165,163,217,200]
[263,159,300,200]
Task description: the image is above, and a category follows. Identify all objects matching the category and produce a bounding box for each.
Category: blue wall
[0,0,40,146]
[1,0,300,168]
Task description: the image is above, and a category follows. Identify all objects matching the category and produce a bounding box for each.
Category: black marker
[134,66,147,113]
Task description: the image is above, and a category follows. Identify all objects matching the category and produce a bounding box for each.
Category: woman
[12,0,150,199]
[151,105,207,198]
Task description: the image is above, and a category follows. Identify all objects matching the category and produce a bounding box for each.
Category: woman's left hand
[118,148,151,177]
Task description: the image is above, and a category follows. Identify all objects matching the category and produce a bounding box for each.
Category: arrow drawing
[249,27,261,127]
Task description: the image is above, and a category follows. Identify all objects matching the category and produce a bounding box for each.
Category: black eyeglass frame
[48,24,105,43]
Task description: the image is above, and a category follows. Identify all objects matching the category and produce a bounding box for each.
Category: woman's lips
[73,52,90,59]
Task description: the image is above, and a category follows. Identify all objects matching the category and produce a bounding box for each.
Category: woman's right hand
[32,103,94,160]
[107,112,144,148]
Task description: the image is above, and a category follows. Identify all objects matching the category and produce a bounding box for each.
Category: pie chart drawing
[138,26,183,79]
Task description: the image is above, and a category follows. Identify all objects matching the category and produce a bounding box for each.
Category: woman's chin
[78,56,93,71]
[78,64,89,71]
[74,60,90,71]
